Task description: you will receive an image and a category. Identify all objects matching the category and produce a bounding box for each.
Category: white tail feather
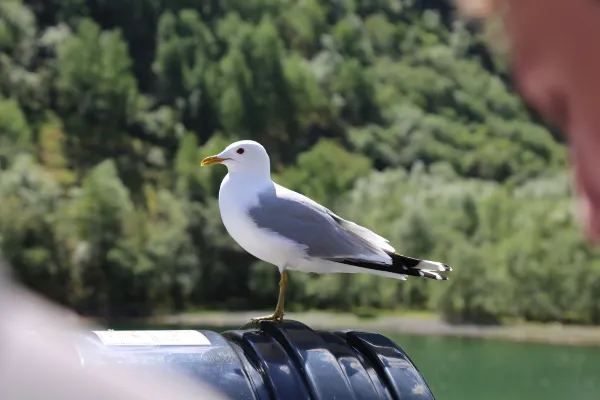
[416,260,452,272]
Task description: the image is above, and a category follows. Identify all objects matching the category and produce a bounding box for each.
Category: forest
[2,0,600,324]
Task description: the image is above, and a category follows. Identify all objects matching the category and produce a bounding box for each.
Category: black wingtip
[328,255,452,282]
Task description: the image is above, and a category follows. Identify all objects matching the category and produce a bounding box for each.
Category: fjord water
[392,334,600,400]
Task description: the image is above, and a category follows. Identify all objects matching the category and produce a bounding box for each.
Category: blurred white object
[0,264,226,400]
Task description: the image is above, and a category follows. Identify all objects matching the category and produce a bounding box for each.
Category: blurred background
[1,0,600,399]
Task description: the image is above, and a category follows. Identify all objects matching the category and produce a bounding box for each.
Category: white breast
[218,174,303,270]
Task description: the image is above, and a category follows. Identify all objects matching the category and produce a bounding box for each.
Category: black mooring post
[77,320,435,400]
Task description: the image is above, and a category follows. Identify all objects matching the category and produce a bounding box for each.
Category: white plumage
[201,140,451,321]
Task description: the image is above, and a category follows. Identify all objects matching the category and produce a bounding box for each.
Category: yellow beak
[200,155,227,166]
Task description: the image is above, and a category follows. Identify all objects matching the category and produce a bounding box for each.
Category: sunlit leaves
[276,139,372,207]
[0,97,31,166]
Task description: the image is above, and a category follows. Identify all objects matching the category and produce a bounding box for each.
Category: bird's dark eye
[236,148,245,154]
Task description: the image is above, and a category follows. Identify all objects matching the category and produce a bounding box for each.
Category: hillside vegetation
[2,0,599,324]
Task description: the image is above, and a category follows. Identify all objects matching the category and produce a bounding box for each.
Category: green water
[391,334,600,400]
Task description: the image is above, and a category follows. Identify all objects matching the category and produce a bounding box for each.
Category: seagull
[201,140,451,322]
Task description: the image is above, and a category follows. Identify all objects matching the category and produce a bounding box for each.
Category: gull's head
[201,140,270,176]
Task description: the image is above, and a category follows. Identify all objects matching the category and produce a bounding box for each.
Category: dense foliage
[1,0,598,323]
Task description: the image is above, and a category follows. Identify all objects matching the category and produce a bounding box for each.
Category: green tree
[332,58,379,124]
[331,14,374,63]
[216,16,296,160]
[0,97,31,167]
[69,160,134,315]
[0,0,50,114]
[154,9,219,136]
[0,0,36,65]
[56,19,138,167]
[276,139,372,207]
[279,0,326,55]
[0,155,68,303]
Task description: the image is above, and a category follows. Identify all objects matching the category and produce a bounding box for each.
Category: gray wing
[247,185,394,263]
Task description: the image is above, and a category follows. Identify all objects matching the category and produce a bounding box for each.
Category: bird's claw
[250,313,284,323]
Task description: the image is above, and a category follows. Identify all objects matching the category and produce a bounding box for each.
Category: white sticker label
[93,330,211,346]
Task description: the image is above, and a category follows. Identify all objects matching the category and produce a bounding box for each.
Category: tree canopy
[1,0,596,324]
